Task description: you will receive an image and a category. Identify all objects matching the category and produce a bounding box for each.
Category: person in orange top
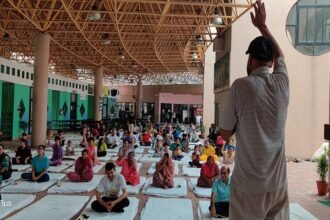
[87,137,99,166]
[197,155,220,187]
[115,151,140,186]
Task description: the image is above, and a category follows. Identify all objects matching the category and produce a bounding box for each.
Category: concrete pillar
[94,67,103,121]
[203,44,216,137]
[136,78,143,119]
[31,32,50,147]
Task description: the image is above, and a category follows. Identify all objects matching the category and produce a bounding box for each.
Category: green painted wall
[51,90,60,121]
[0,81,2,129]
[87,95,94,119]
[76,94,88,120]
[59,91,71,120]
[47,90,53,123]
[1,82,14,139]
[12,84,30,139]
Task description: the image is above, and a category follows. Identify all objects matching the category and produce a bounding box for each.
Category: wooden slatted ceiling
[0,0,255,80]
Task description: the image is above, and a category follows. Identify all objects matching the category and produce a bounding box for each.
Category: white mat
[11,164,31,171]
[82,197,139,220]
[48,161,74,173]
[139,154,163,163]
[172,155,192,164]
[10,195,90,220]
[63,155,79,160]
[97,155,114,162]
[1,173,65,193]
[0,194,36,219]
[142,177,187,197]
[134,147,144,154]
[126,176,146,195]
[1,172,23,188]
[65,162,105,174]
[141,198,193,220]
[147,163,179,176]
[188,178,211,198]
[198,201,318,220]
[182,165,201,177]
[290,203,318,220]
[47,175,103,193]
[198,200,228,220]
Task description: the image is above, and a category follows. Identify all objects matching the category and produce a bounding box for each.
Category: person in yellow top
[200,140,219,162]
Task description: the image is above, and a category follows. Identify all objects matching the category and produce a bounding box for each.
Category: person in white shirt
[91,162,130,213]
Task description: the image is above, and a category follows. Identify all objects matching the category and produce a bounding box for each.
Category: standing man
[220,1,289,219]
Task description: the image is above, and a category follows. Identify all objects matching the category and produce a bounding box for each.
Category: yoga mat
[81,197,138,220]
[141,198,193,220]
[10,195,90,220]
[126,176,146,195]
[318,199,330,207]
[198,200,228,220]
[182,165,201,177]
[11,164,31,171]
[1,173,65,193]
[47,175,103,193]
[0,194,36,219]
[289,203,318,220]
[188,178,212,198]
[142,177,187,197]
[147,163,179,176]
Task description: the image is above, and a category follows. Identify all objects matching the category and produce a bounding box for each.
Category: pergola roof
[0,0,255,81]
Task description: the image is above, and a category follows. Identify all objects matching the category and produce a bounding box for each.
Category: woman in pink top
[116,151,140,186]
[67,149,93,182]
[87,137,99,166]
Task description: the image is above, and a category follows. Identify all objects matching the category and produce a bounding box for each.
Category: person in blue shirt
[209,166,231,218]
[21,145,50,182]
[224,138,236,151]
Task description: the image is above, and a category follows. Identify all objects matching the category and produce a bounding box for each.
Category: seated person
[200,140,218,162]
[87,137,99,166]
[118,141,134,159]
[91,162,130,213]
[181,133,190,153]
[197,155,220,188]
[65,140,75,156]
[21,145,50,182]
[172,145,184,161]
[170,138,182,151]
[115,152,140,186]
[189,145,202,168]
[209,166,231,218]
[21,133,31,147]
[172,126,181,140]
[12,139,32,164]
[224,139,237,151]
[140,130,152,146]
[153,139,164,157]
[190,129,200,143]
[128,133,139,149]
[106,129,118,149]
[50,136,63,166]
[97,138,107,157]
[0,144,12,184]
[152,153,174,189]
[67,149,93,182]
[215,132,224,156]
[161,143,172,158]
[221,144,235,164]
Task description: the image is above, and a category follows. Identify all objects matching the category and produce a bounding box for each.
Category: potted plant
[316,149,329,196]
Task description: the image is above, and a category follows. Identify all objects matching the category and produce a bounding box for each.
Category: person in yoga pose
[65,140,75,156]
[200,140,218,162]
[221,144,235,164]
[209,166,231,218]
[97,138,107,157]
[49,136,63,166]
[152,152,174,189]
[115,151,140,186]
[21,145,50,182]
[197,155,220,188]
[117,140,134,158]
[0,144,12,184]
[91,162,130,213]
[12,138,32,164]
[67,149,93,182]
[87,137,99,166]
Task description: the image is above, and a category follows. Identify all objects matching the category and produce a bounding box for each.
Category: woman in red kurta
[197,155,220,187]
[86,137,99,166]
[115,151,140,186]
[67,149,93,182]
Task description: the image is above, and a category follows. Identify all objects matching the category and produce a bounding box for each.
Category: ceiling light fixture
[88,5,101,21]
[210,7,223,26]
[195,35,203,45]
[192,52,198,60]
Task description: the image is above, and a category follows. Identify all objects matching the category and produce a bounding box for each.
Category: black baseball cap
[246,36,273,62]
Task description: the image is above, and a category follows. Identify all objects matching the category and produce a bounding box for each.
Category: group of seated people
[0,121,236,217]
